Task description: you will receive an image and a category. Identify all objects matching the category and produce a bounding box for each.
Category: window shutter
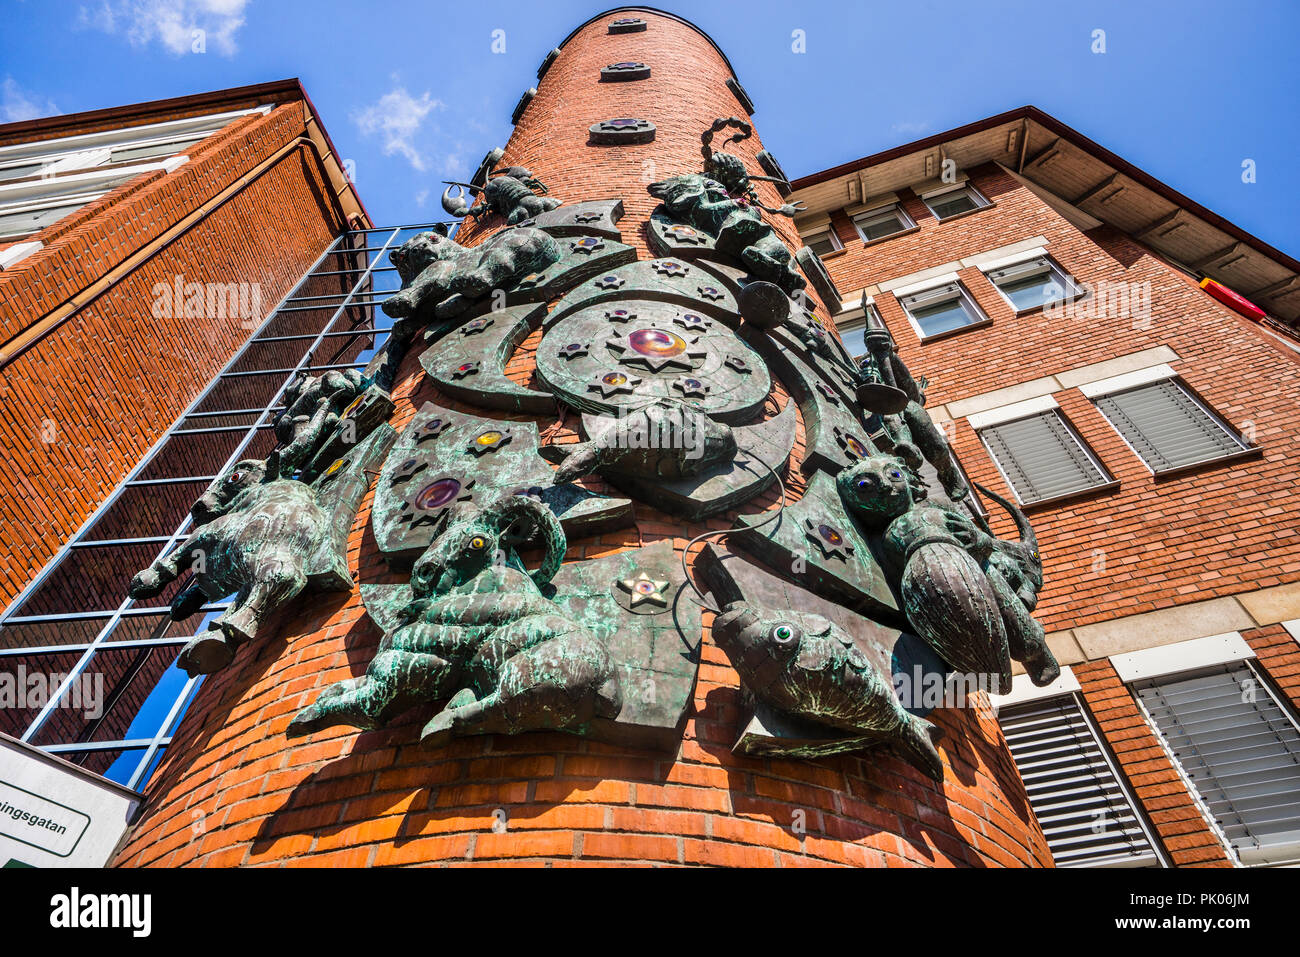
[980,412,1108,503]
[1000,695,1163,867]
[1135,664,1300,865]
[1095,380,1244,472]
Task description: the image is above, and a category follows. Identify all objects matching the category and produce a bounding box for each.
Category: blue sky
[3,0,1298,254]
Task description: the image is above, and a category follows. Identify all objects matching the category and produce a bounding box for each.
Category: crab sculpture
[442,165,562,225]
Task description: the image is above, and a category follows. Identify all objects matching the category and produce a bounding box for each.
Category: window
[0,165,164,240]
[1134,662,1300,866]
[979,409,1111,504]
[986,255,1084,312]
[922,183,989,220]
[852,203,915,243]
[836,302,882,360]
[805,229,841,258]
[1092,378,1249,473]
[898,280,988,338]
[1000,693,1164,867]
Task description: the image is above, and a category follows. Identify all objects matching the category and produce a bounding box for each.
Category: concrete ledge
[1056,345,1179,389]
[948,377,1061,420]
[1071,596,1257,660]
[1236,581,1300,626]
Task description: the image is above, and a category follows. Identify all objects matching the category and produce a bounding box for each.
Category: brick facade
[0,95,354,610]
[110,9,1050,868]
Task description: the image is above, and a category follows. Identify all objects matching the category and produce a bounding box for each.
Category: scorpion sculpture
[287,493,622,745]
[647,117,807,294]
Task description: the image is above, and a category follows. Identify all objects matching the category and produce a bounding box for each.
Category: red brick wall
[819,163,1300,634]
[0,102,349,610]
[112,10,1050,868]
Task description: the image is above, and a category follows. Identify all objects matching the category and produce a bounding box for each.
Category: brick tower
[112,8,1052,868]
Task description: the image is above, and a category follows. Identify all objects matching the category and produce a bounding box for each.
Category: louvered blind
[1094,380,1245,472]
[1136,664,1300,866]
[1000,695,1162,867]
[979,412,1109,504]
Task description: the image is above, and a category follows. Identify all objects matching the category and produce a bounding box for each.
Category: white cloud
[890,120,930,136]
[352,85,443,172]
[414,189,429,208]
[77,1,250,56]
[2,78,60,123]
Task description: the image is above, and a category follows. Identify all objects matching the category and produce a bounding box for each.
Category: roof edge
[790,105,1299,276]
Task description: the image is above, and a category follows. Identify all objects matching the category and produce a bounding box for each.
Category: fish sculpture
[711,603,946,780]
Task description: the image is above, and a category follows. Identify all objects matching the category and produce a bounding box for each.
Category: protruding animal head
[410,493,565,598]
[389,224,455,283]
[837,454,926,528]
[712,603,806,665]
[975,483,1043,600]
[193,459,270,524]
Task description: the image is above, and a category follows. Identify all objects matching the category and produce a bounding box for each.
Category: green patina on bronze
[699,545,947,779]
[837,454,1059,691]
[128,423,395,678]
[372,400,633,565]
[441,166,561,226]
[288,492,624,743]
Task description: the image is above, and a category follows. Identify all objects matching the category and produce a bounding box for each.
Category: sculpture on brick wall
[711,601,946,780]
[646,118,806,294]
[127,425,394,677]
[374,223,562,388]
[837,454,1058,689]
[271,369,367,478]
[288,493,622,741]
[442,166,562,225]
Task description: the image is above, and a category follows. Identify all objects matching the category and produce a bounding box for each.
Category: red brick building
[3,7,1298,869]
[790,109,1300,866]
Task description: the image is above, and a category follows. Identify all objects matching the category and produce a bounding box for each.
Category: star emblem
[571,237,605,255]
[575,212,602,224]
[833,426,873,460]
[605,308,636,323]
[672,376,710,398]
[606,329,704,372]
[619,572,671,608]
[410,415,453,444]
[598,118,652,132]
[804,518,855,561]
[724,355,752,374]
[450,361,480,380]
[652,259,690,277]
[467,429,512,456]
[607,61,646,71]
[674,312,710,332]
[697,285,725,301]
[665,224,706,245]
[589,371,642,398]
[459,316,494,336]
[816,382,841,406]
[594,275,625,290]
[557,341,590,360]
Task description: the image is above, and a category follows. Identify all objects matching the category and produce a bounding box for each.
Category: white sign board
[0,734,140,868]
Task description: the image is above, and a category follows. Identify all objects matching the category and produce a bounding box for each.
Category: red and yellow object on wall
[1200,276,1267,322]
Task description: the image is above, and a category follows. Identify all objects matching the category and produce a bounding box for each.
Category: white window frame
[0,159,188,239]
[0,105,268,184]
[851,202,915,243]
[1082,366,1250,475]
[804,227,842,258]
[1115,634,1300,867]
[921,181,990,220]
[973,397,1114,506]
[984,253,1085,314]
[896,277,989,340]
